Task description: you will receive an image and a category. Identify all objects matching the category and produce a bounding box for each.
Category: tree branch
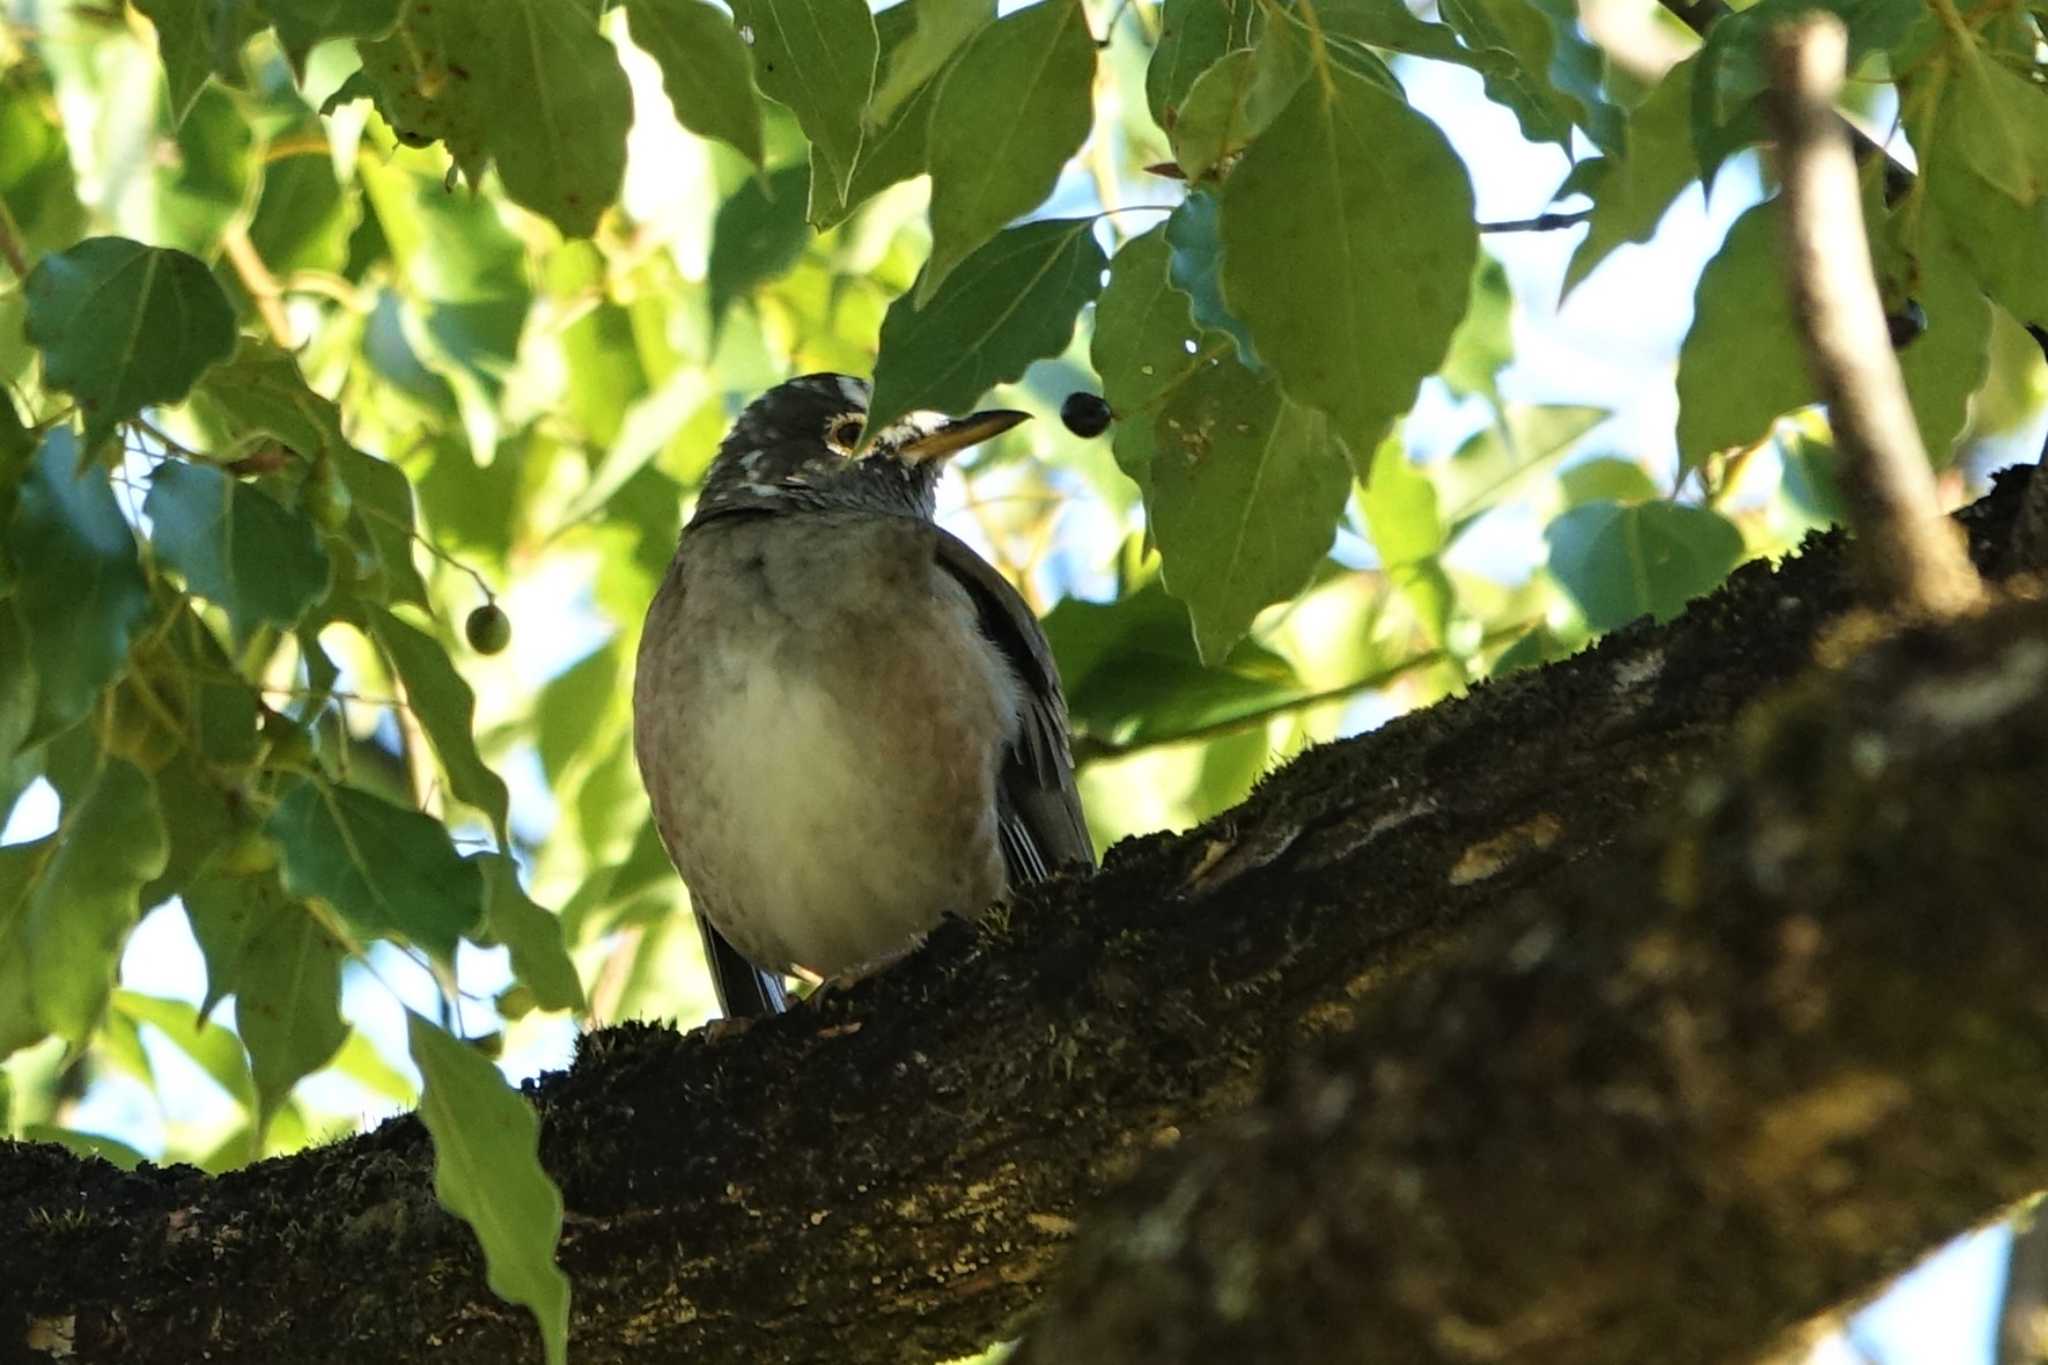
[1765,16,1982,617]
[0,473,2037,1365]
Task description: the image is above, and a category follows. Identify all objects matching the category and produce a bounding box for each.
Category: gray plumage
[633,375,1092,1018]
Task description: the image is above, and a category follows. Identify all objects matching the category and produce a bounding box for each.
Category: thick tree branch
[1017,583,2048,1362]
[1765,16,1982,617]
[0,473,2038,1365]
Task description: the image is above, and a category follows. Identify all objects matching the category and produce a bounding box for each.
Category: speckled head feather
[690,374,1028,527]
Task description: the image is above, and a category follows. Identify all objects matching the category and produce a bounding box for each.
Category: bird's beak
[894,409,1031,465]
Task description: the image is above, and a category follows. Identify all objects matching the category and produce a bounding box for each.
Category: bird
[632,374,1094,1019]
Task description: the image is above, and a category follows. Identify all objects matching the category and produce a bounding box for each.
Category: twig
[1764,16,1981,617]
[1479,210,1592,233]
[221,223,294,348]
[1070,622,1533,765]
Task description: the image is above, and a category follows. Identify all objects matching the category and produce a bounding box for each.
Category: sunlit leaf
[236,899,348,1128]
[409,1012,571,1365]
[1150,355,1351,661]
[1091,225,1215,492]
[868,218,1106,436]
[153,85,257,257]
[479,854,585,1013]
[145,462,333,645]
[333,443,431,608]
[1221,64,1477,449]
[23,759,169,1043]
[267,780,483,965]
[1146,0,1258,129]
[1440,255,1512,401]
[869,0,993,125]
[365,605,511,836]
[0,64,88,257]
[267,0,403,74]
[1676,197,1989,469]
[9,430,151,745]
[1546,499,1744,629]
[625,0,766,169]
[707,165,812,329]
[114,989,257,1113]
[490,0,632,238]
[730,0,879,196]
[245,118,352,276]
[24,237,236,456]
[1563,57,1697,296]
[920,0,1095,302]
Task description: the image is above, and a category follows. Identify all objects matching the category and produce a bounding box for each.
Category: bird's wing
[694,908,790,1019]
[931,528,1095,884]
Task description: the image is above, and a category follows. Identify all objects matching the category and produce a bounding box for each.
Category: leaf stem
[0,195,29,281]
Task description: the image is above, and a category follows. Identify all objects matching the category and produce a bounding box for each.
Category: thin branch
[1479,209,1592,233]
[1765,15,1981,617]
[1070,622,1534,766]
[0,194,29,281]
[220,223,295,349]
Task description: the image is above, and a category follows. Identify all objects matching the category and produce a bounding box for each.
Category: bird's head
[691,373,1029,524]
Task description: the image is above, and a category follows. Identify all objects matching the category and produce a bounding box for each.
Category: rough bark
[1,469,2039,1365]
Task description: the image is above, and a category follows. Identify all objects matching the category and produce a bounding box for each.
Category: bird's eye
[827,417,864,451]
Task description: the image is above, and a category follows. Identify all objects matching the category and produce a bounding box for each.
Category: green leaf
[0,612,33,767]
[625,0,766,169]
[188,337,348,460]
[1433,0,1574,148]
[1440,255,1512,401]
[1561,456,1661,506]
[1149,355,1351,661]
[729,0,879,197]
[489,0,632,238]
[1563,57,1698,296]
[920,0,1096,302]
[0,64,89,258]
[1943,47,2048,205]
[245,119,352,276]
[1171,49,1276,183]
[1041,580,1303,749]
[1165,191,1259,369]
[1546,499,1744,630]
[344,1,494,186]
[0,840,53,1055]
[23,758,169,1042]
[869,0,993,125]
[267,0,403,73]
[867,218,1106,437]
[334,443,431,608]
[1440,402,1609,532]
[330,1027,419,1106]
[236,898,348,1127]
[24,237,237,457]
[707,165,813,328]
[408,1012,571,1365]
[135,0,223,125]
[1220,64,1477,449]
[266,780,483,965]
[805,0,934,228]
[1360,431,1445,564]
[10,430,152,745]
[153,85,258,257]
[113,989,258,1113]
[364,606,510,836]
[184,875,272,1019]
[144,462,333,645]
[1675,197,1990,469]
[480,855,585,1013]
[20,1124,149,1170]
[1146,0,1258,129]
[1090,225,1212,492]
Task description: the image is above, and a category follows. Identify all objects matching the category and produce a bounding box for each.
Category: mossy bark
[2,471,2039,1365]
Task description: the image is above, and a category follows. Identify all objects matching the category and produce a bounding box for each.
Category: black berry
[1060,392,1114,438]
[466,603,511,655]
[1887,299,1927,350]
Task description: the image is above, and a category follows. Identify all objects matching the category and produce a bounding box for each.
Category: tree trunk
[3,467,2041,1365]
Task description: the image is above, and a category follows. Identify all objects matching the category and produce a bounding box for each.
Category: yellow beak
[893,409,1031,465]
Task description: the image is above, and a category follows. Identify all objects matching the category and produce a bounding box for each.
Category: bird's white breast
[634,514,1021,977]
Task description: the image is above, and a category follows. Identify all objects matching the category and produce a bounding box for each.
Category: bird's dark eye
[827,417,864,451]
